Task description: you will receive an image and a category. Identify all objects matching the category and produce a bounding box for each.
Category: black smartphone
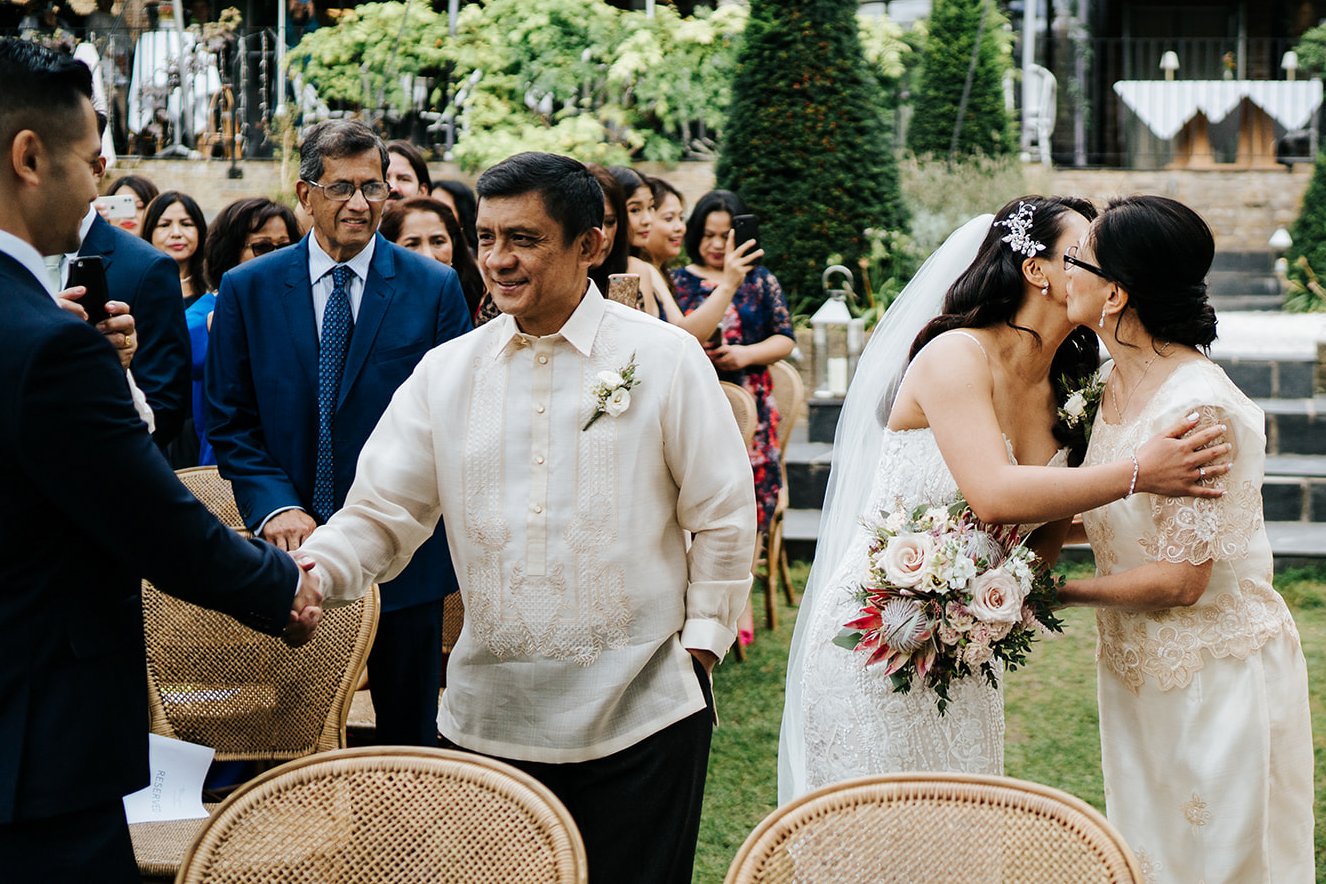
[731,213,761,264]
[707,327,724,348]
[66,256,111,325]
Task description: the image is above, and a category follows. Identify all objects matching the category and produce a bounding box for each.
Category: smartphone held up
[66,256,112,326]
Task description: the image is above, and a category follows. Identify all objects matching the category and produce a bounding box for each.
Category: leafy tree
[907,0,1014,158]
[717,0,908,313]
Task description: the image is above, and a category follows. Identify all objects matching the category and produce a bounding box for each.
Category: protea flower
[845,598,933,674]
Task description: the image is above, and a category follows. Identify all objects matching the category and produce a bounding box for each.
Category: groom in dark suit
[0,39,320,882]
[206,119,471,746]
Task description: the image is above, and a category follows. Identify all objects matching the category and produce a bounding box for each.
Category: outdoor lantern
[1160,51,1180,81]
[1283,50,1300,81]
[811,265,865,399]
[1270,228,1293,277]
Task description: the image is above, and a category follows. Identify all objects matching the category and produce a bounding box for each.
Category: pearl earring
[1098,306,1107,329]
[1041,284,1049,298]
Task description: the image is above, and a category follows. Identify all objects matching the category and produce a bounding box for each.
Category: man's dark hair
[475,152,603,245]
[298,119,388,184]
[386,139,432,193]
[0,38,94,148]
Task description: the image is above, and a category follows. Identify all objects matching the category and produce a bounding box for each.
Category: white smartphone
[96,193,138,221]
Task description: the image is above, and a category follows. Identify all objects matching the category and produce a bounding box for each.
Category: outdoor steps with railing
[782,347,1326,568]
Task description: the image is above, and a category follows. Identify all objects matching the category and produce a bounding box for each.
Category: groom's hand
[282,555,323,647]
[688,648,718,675]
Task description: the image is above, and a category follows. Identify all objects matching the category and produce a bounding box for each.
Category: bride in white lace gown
[780,199,1230,802]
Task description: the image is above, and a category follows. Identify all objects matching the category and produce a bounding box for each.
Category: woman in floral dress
[673,190,791,644]
[1061,196,1313,882]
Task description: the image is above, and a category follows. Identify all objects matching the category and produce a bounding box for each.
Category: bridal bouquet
[834,500,1064,714]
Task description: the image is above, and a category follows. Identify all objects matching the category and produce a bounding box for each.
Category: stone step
[1262,398,1326,456]
[780,508,1326,570]
[1207,270,1281,298]
[1210,294,1285,312]
[1211,251,1275,273]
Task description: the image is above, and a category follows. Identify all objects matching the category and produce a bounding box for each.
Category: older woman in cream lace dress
[1061,196,1314,883]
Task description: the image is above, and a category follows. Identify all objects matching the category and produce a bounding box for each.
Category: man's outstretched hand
[282,556,323,646]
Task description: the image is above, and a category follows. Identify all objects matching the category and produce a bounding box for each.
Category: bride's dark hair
[908,195,1100,464]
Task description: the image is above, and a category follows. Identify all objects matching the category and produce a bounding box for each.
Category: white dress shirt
[302,283,757,763]
[257,233,376,531]
[307,231,373,334]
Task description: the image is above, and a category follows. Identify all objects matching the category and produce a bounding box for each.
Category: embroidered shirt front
[301,283,757,761]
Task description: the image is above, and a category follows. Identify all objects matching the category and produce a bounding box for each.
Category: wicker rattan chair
[173,466,249,535]
[760,361,806,627]
[131,469,381,880]
[726,772,1144,884]
[176,746,588,884]
[720,380,759,449]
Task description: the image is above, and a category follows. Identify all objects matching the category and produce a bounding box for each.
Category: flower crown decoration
[995,202,1046,258]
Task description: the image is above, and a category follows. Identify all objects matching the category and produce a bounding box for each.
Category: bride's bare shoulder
[907,330,992,380]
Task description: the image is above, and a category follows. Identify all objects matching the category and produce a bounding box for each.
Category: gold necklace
[1109,348,1162,422]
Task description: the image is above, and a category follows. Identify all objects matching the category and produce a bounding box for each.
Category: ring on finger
[1198,466,1206,480]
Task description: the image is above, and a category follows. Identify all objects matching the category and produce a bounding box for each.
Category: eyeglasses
[1063,245,1109,279]
[246,239,290,257]
[303,179,391,202]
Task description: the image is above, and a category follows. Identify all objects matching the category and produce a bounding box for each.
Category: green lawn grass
[696,561,1326,883]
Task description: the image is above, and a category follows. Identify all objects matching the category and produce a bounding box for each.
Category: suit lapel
[337,235,395,410]
[79,215,118,274]
[281,239,319,391]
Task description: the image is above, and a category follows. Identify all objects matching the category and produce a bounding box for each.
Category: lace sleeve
[1141,403,1263,565]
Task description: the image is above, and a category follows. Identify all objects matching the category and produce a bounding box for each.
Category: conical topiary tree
[716,0,907,313]
[907,0,1014,158]
[1284,150,1326,311]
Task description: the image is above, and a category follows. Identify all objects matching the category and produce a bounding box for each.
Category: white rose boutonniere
[1057,371,1105,441]
[583,353,640,430]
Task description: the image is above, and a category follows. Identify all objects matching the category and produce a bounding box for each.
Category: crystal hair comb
[994,202,1046,258]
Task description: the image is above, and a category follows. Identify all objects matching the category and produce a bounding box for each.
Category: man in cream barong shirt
[299,152,756,883]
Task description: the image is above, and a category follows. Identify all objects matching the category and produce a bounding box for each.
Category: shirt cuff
[125,369,155,433]
[256,506,306,537]
[681,618,738,661]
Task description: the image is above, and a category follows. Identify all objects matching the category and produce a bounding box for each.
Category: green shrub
[1285,151,1326,313]
[906,0,1015,159]
[900,152,1035,254]
[716,0,908,314]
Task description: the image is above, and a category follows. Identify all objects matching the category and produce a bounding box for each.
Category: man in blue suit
[0,40,320,881]
[207,120,471,746]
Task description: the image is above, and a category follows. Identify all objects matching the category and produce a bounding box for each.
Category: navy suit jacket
[79,214,191,447]
[206,233,470,612]
[0,253,297,824]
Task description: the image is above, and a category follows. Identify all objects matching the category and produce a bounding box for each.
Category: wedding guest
[434,178,478,253]
[206,119,471,748]
[143,190,207,303]
[187,197,301,465]
[380,196,487,324]
[0,38,319,882]
[386,139,431,200]
[298,151,755,884]
[104,174,157,235]
[1060,195,1314,881]
[646,175,685,277]
[587,164,675,321]
[607,165,654,256]
[673,189,790,645]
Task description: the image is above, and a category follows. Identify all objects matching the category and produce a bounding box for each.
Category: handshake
[282,554,323,647]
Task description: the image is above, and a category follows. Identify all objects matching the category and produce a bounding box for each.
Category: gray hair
[298,119,388,183]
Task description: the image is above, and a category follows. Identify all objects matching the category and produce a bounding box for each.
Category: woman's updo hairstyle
[1090,194,1217,349]
[909,195,1100,464]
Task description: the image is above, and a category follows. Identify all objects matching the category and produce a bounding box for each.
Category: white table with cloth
[1113,79,1322,168]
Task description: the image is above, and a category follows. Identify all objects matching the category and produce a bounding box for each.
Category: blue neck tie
[313,265,354,522]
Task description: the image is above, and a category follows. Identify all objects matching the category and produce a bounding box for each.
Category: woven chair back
[174,466,248,534]
[766,361,805,452]
[720,380,759,449]
[726,772,1144,884]
[176,747,588,884]
[143,582,379,759]
[442,591,464,654]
